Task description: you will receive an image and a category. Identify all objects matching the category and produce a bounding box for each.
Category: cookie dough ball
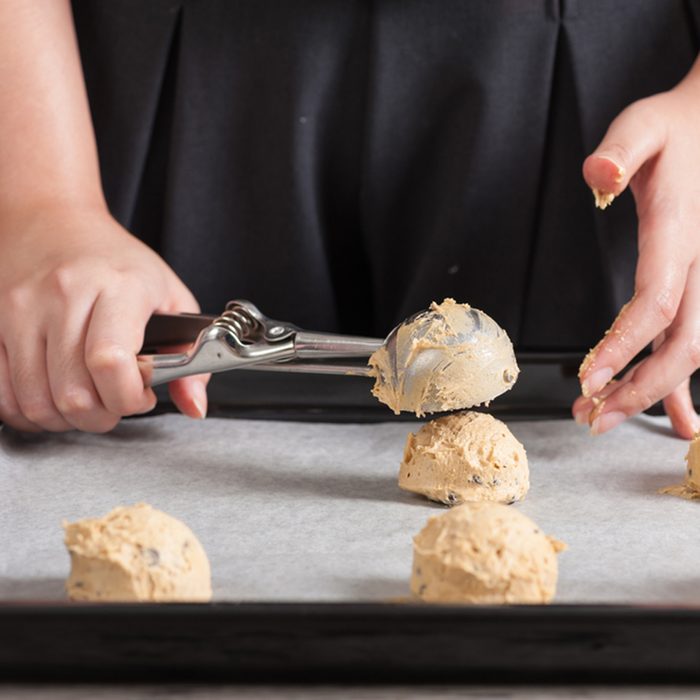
[687,436,700,490]
[64,503,212,602]
[411,502,566,604]
[660,434,700,500]
[369,298,519,416]
[399,411,528,505]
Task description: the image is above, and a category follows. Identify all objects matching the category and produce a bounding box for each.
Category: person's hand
[0,203,208,432]
[573,66,700,439]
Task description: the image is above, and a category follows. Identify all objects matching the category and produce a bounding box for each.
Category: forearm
[0,0,105,219]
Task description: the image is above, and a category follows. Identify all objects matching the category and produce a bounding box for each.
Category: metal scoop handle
[138,300,381,387]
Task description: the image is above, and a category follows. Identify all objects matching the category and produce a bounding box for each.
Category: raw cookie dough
[592,188,615,210]
[399,411,529,505]
[660,434,700,500]
[591,161,624,210]
[411,502,566,604]
[368,298,519,416]
[64,503,212,602]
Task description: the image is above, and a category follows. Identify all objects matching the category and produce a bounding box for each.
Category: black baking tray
[4,602,700,683]
[3,349,700,683]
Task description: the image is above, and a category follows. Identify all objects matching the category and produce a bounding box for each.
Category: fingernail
[137,392,158,415]
[597,155,626,182]
[572,400,591,424]
[192,383,207,420]
[591,411,626,436]
[581,367,613,398]
[574,410,589,426]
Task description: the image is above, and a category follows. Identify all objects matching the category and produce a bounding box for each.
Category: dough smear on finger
[592,188,615,210]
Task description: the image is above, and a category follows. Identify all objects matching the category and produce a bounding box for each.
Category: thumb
[161,275,211,419]
[169,374,210,420]
[583,98,667,209]
[653,332,699,440]
[662,377,699,440]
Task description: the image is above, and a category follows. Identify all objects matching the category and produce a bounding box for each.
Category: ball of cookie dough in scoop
[64,503,212,602]
[411,502,566,604]
[368,298,519,416]
[399,411,529,505]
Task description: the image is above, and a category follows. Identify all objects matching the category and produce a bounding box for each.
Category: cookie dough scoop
[139,298,518,416]
[369,298,519,416]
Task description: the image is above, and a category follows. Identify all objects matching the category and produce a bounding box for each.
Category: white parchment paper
[1,413,697,604]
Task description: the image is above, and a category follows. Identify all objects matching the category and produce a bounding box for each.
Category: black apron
[72,0,700,348]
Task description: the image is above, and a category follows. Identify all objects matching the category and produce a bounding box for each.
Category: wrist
[0,193,110,232]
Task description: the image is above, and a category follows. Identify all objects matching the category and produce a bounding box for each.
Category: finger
[572,379,621,425]
[572,395,591,425]
[575,331,668,424]
[579,213,686,397]
[580,364,700,438]
[5,333,73,431]
[663,378,699,440]
[590,269,700,435]
[653,332,699,439]
[582,96,666,206]
[576,349,657,428]
[168,374,210,420]
[85,291,157,417]
[0,342,42,432]
[160,279,209,419]
[46,301,121,433]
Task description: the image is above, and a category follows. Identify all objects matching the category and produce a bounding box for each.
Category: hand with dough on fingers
[573,55,700,439]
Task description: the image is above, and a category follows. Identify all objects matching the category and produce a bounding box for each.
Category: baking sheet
[0,413,698,604]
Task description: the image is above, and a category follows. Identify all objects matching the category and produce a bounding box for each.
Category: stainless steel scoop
[137,299,510,394]
[138,299,382,386]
